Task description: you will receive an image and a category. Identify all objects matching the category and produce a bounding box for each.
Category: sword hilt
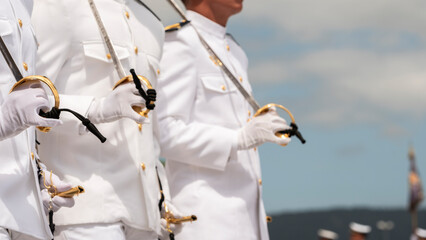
[51,185,85,198]
[167,215,197,224]
[278,122,306,144]
[130,69,156,110]
[10,76,107,143]
[112,70,156,131]
[254,103,306,146]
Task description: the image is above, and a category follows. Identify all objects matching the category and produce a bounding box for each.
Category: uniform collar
[186,10,227,39]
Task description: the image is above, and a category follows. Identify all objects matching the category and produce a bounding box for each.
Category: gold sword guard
[9,75,60,133]
[113,75,154,131]
[253,103,299,147]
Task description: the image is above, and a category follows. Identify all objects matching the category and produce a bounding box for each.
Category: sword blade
[168,0,188,21]
[88,0,126,79]
[0,36,24,81]
[166,0,261,111]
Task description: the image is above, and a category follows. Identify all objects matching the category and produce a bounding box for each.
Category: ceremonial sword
[166,0,306,145]
[87,0,156,131]
[0,36,106,143]
[0,36,94,235]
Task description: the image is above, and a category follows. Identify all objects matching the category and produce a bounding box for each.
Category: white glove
[159,201,184,240]
[39,170,75,214]
[0,81,62,140]
[237,109,291,150]
[87,82,147,124]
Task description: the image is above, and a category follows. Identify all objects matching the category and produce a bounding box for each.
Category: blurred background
[132,0,426,238]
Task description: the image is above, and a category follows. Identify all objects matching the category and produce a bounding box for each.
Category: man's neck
[186,5,230,27]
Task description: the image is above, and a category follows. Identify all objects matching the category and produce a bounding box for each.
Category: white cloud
[135,0,426,129]
[296,50,426,114]
[238,0,426,41]
[139,0,426,38]
[250,49,426,127]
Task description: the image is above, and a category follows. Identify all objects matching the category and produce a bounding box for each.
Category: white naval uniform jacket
[0,0,53,239]
[157,11,269,240]
[32,0,165,234]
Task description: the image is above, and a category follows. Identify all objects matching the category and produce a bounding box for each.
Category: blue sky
[139,0,426,214]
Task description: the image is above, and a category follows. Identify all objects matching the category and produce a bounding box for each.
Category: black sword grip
[130,69,156,110]
[278,122,306,144]
[39,107,60,119]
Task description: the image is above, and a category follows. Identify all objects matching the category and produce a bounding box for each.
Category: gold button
[31,152,35,160]
[125,11,130,19]
[221,85,226,91]
[226,45,230,51]
[258,179,262,185]
[106,53,111,59]
[23,62,28,71]
[157,69,160,75]
[248,110,251,117]
[209,56,219,66]
[18,19,23,28]
[247,118,251,123]
[254,147,257,151]
[134,46,138,55]
[239,76,243,82]
[141,163,146,171]
[266,216,273,223]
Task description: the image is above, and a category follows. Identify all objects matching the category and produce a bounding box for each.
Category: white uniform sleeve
[32,0,95,118]
[157,31,238,171]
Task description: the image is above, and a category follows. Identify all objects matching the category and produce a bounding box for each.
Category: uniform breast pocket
[197,76,238,123]
[82,41,131,85]
[0,19,12,37]
[201,75,237,96]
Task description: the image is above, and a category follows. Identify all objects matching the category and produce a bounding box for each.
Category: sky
[134,0,426,214]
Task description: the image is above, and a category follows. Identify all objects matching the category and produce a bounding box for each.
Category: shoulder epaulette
[165,20,190,33]
[134,0,161,22]
[226,33,240,46]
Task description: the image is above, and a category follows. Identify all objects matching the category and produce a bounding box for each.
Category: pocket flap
[83,41,130,63]
[201,76,236,93]
[0,19,12,37]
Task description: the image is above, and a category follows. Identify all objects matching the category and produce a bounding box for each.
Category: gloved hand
[39,170,75,214]
[87,82,147,124]
[159,201,184,240]
[0,81,62,140]
[237,109,291,150]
